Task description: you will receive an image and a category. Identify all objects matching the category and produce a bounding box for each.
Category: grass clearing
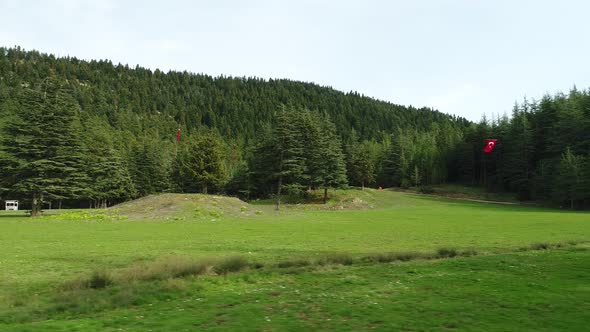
[403,183,521,203]
[0,189,589,330]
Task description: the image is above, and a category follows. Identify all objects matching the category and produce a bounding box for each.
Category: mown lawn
[0,189,588,331]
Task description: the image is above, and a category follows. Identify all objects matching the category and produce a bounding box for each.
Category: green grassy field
[1,189,588,331]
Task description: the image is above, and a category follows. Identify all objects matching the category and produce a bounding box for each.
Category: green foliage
[458,91,590,208]
[213,256,249,274]
[554,148,586,209]
[383,124,463,188]
[2,46,589,210]
[42,210,127,222]
[130,138,172,196]
[436,247,459,258]
[323,253,354,266]
[174,131,228,194]
[86,270,113,289]
[347,136,376,189]
[418,186,435,194]
[0,78,89,215]
[277,259,312,268]
[362,251,427,263]
[248,108,349,207]
[84,119,137,207]
[0,47,464,209]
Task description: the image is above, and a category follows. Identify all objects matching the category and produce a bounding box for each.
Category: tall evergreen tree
[348,140,376,190]
[175,132,228,194]
[316,114,348,203]
[85,119,137,208]
[0,79,88,215]
[269,108,307,209]
[554,147,585,209]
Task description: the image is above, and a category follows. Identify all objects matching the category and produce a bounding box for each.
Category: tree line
[0,47,466,213]
[0,46,588,212]
[454,90,590,209]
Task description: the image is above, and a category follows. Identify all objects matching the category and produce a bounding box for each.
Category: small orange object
[378,187,383,190]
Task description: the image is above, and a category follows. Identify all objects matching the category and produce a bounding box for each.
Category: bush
[120,256,211,282]
[250,262,265,269]
[419,186,436,194]
[459,249,478,257]
[324,253,353,266]
[530,242,550,250]
[392,252,423,261]
[364,251,424,263]
[214,256,249,274]
[209,209,224,219]
[436,247,458,258]
[277,259,311,268]
[400,179,411,189]
[87,270,113,289]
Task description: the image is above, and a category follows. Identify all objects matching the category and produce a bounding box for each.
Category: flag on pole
[483,139,497,154]
[176,128,181,143]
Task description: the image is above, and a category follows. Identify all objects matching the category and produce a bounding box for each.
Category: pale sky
[1,0,589,121]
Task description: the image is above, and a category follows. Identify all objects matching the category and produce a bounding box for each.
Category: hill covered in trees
[1,46,589,211]
[0,46,466,212]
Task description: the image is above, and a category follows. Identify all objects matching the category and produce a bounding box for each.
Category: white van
[5,200,18,211]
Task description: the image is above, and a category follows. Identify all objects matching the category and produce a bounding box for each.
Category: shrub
[87,270,113,289]
[250,262,265,269]
[400,179,411,189]
[530,242,550,250]
[436,248,458,258]
[209,210,224,218]
[419,186,435,194]
[392,252,423,261]
[324,253,353,266]
[277,259,311,268]
[459,249,478,257]
[214,256,249,274]
[364,251,424,263]
[167,260,209,278]
[120,256,210,282]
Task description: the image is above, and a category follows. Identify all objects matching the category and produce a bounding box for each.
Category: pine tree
[175,132,228,194]
[300,110,323,191]
[383,129,413,188]
[554,147,584,209]
[348,141,375,190]
[249,108,307,209]
[85,120,137,208]
[0,79,89,215]
[130,138,171,196]
[271,108,306,209]
[500,103,534,200]
[316,114,348,203]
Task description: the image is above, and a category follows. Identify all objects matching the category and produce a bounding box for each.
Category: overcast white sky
[1,0,589,121]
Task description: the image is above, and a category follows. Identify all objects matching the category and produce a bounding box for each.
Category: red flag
[176,128,181,143]
[483,139,497,154]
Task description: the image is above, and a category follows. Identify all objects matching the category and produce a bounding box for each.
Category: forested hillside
[0,47,466,212]
[456,92,590,209]
[0,47,465,141]
[1,46,589,211]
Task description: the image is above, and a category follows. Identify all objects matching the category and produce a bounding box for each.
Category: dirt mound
[324,196,373,210]
[111,193,256,220]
